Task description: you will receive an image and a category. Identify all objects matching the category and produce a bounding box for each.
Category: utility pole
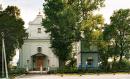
[1,32,9,79]
[2,34,4,77]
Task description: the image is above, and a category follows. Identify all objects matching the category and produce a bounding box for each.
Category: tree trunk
[113,56,116,65]
[119,41,123,63]
[119,31,124,63]
[119,53,123,63]
[59,59,65,68]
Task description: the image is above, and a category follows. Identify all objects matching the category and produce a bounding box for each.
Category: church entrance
[32,53,47,71]
[36,56,44,71]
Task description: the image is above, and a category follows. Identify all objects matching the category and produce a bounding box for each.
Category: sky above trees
[1,0,130,27]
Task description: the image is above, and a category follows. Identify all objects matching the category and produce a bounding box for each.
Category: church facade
[18,13,59,71]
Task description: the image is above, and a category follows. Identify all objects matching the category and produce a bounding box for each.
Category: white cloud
[2,0,44,28]
[99,0,130,23]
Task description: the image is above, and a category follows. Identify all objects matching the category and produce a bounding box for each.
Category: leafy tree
[43,0,81,67]
[43,0,105,67]
[80,14,106,70]
[79,0,105,69]
[81,13,104,50]
[80,0,105,19]
[79,0,105,54]
[103,9,130,64]
[0,6,26,75]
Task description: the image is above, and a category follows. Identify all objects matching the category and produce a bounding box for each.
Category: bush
[9,68,27,75]
[48,60,130,74]
[112,59,130,72]
[48,67,102,74]
[48,67,79,74]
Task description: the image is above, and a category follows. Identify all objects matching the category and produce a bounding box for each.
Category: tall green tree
[80,0,105,52]
[0,6,26,74]
[79,0,105,69]
[81,13,104,50]
[103,9,130,63]
[81,13,106,69]
[43,0,81,67]
[80,0,105,19]
[43,0,105,67]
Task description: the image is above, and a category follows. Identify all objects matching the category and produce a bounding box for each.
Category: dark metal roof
[31,53,47,57]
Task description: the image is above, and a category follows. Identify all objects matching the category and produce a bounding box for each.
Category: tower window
[37,47,42,53]
[38,28,41,33]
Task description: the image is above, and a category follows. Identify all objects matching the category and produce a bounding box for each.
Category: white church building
[18,13,59,71]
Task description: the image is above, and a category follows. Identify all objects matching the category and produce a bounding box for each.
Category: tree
[103,9,130,64]
[43,0,81,67]
[79,0,105,55]
[79,0,105,69]
[81,13,104,50]
[43,0,105,67]
[80,0,105,19]
[0,6,26,75]
[80,13,106,70]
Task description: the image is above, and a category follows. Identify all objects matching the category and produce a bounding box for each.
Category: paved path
[16,73,130,79]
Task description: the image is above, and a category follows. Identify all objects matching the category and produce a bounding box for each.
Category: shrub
[48,67,102,74]
[48,67,79,74]
[9,68,26,75]
[112,59,130,72]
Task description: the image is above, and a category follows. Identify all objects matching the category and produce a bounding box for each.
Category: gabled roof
[29,13,43,25]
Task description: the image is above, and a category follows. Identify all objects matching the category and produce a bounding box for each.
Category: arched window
[37,47,42,53]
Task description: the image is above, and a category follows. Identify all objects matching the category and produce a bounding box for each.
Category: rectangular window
[87,59,93,65]
[86,57,93,66]
[37,47,42,53]
[38,28,41,33]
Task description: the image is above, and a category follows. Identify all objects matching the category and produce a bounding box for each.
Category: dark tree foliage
[43,0,105,67]
[43,0,81,67]
[80,0,105,19]
[0,6,26,75]
[103,9,130,69]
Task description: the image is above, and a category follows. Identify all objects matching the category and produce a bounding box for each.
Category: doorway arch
[32,53,48,71]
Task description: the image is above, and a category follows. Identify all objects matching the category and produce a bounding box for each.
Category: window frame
[37,47,42,53]
[37,28,41,33]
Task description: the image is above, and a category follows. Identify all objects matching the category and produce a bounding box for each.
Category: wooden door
[36,56,43,71]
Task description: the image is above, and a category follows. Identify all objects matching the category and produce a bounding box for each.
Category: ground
[16,73,130,79]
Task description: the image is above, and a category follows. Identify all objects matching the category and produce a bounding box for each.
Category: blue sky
[1,0,130,65]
